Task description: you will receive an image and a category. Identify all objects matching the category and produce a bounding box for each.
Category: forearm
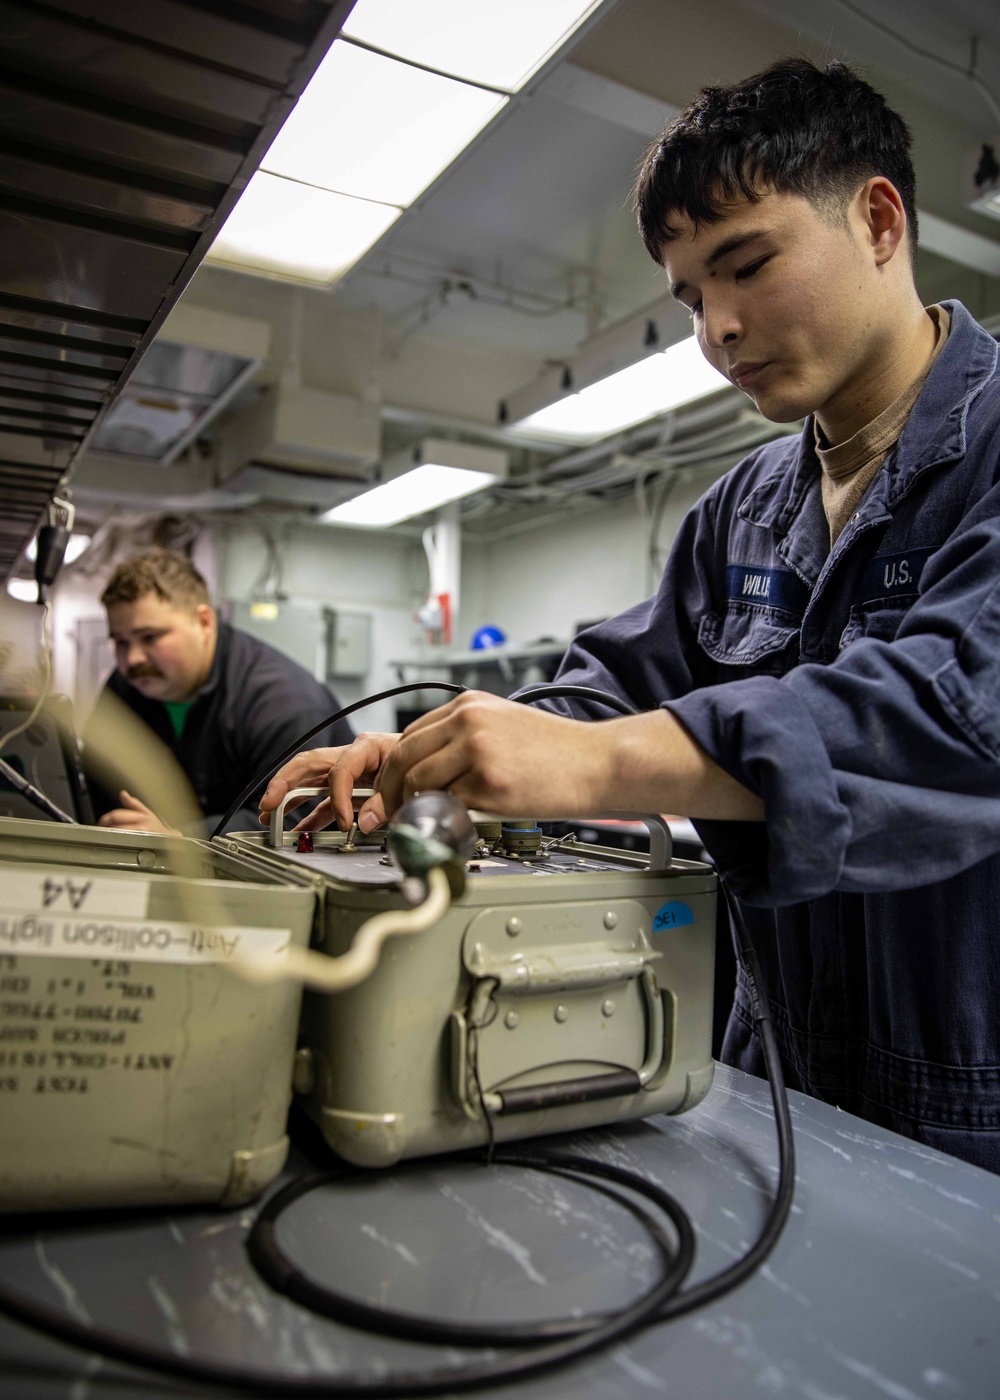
[597,709,765,821]
[377,694,764,824]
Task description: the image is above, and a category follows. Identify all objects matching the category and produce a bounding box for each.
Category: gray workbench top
[1,1063,998,1398]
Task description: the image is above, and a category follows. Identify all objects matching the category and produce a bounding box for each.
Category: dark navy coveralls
[543,300,1000,1172]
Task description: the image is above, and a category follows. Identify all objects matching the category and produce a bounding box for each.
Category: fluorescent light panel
[208,1,602,285]
[514,336,730,443]
[7,578,38,602]
[260,44,505,208]
[208,173,400,284]
[342,0,605,91]
[321,463,499,528]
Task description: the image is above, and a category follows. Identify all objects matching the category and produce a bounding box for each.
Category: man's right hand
[98,790,178,835]
[258,733,400,834]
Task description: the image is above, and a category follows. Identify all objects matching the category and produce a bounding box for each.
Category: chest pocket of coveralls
[697,606,801,676]
[696,563,806,677]
[838,547,939,653]
[838,602,912,651]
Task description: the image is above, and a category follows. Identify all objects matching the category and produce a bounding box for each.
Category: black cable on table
[657,876,795,1319]
[513,684,797,1316]
[247,1149,695,1349]
[0,1151,694,1397]
[0,680,797,1394]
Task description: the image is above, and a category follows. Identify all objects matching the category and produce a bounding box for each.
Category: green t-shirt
[162,700,195,740]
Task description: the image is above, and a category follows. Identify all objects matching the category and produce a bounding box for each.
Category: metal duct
[0,0,355,581]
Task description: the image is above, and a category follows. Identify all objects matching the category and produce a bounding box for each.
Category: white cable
[422,524,439,580]
[228,865,452,993]
[0,602,54,757]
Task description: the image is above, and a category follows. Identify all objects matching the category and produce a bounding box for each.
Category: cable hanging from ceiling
[827,0,1000,128]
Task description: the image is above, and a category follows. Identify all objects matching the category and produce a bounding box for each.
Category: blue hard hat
[471,625,506,650]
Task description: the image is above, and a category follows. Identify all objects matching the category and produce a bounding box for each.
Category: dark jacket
[539,300,1000,1171]
[85,621,353,832]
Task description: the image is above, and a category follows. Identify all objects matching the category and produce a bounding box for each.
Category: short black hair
[633,58,917,269]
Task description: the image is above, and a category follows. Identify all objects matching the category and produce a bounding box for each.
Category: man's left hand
[97,790,178,835]
[374,690,765,825]
[375,691,611,821]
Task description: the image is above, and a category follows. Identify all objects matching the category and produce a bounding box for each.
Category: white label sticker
[3,870,150,918]
[0,914,291,963]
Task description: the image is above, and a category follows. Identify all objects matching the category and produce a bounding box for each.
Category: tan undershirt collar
[817,304,950,546]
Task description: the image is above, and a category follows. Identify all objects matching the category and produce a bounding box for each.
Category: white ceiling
[72,0,1000,520]
[337,0,1000,348]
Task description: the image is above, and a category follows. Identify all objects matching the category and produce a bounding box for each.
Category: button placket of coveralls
[766,493,827,662]
[797,478,895,664]
[777,482,891,1074]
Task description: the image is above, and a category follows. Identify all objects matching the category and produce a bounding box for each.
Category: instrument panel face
[267,841,640,887]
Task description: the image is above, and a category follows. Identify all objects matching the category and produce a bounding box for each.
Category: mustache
[126,665,163,680]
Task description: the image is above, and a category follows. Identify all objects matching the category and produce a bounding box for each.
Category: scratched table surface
[1,1064,997,1399]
